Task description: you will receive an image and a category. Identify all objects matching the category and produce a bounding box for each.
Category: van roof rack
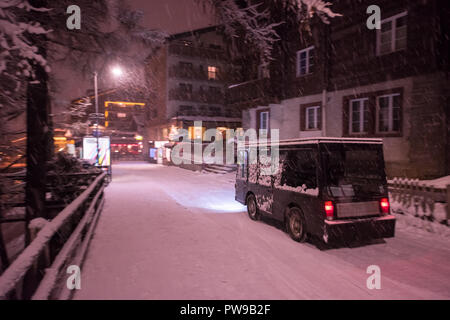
[242,137,383,147]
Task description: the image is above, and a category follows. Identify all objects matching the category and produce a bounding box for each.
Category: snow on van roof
[243,137,383,147]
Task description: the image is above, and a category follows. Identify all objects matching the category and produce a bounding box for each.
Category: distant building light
[208,66,218,80]
[104,101,145,107]
[64,130,73,137]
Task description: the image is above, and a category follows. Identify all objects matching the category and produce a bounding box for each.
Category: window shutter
[343,98,349,136]
[367,97,375,135]
[317,107,322,130]
[300,106,306,131]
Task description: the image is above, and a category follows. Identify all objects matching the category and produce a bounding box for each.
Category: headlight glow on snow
[204,200,246,213]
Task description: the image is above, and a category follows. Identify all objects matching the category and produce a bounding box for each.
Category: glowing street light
[92,65,125,165]
[111,66,124,77]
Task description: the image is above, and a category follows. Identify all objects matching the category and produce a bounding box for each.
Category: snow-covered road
[74,162,450,299]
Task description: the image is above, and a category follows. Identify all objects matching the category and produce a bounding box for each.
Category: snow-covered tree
[62,96,91,136]
[0,0,49,78]
[0,0,50,133]
[204,0,340,65]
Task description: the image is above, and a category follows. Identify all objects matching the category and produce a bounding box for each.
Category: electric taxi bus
[235,138,396,244]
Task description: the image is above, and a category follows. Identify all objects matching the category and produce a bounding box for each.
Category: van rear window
[321,144,386,198]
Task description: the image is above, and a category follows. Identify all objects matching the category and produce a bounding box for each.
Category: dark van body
[235,138,396,244]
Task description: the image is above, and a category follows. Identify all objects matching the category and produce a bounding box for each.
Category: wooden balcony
[168,43,227,61]
[168,65,228,82]
[169,88,225,104]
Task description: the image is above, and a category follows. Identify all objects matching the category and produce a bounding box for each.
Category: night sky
[127,0,214,34]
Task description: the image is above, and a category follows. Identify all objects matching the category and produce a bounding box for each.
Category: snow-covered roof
[243,137,383,147]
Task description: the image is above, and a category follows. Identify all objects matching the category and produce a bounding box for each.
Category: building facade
[228,0,450,179]
[145,26,242,147]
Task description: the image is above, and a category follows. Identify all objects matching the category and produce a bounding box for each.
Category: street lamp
[111,66,124,77]
[93,66,124,165]
[93,71,100,166]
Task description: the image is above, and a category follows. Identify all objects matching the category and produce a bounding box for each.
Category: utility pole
[94,71,100,165]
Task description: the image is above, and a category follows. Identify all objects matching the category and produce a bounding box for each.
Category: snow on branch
[206,0,340,65]
[0,0,51,123]
[117,5,168,49]
[212,0,282,66]
[287,0,341,24]
[0,0,50,77]
[61,96,91,135]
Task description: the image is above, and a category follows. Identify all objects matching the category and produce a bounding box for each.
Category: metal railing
[0,172,107,300]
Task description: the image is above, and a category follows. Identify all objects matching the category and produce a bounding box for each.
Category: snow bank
[394,212,450,238]
[390,196,449,237]
[421,175,450,189]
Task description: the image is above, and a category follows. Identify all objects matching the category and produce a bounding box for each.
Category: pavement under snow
[74,162,450,299]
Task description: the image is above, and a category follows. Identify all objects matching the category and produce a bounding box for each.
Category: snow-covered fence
[0,172,107,300]
[388,178,449,225]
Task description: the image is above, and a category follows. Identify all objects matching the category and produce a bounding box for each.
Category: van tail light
[324,201,334,220]
[380,198,390,215]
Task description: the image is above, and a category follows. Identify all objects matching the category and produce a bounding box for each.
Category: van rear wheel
[286,207,307,242]
[246,194,260,221]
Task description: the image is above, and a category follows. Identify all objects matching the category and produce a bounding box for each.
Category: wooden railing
[388,178,450,225]
[0,172,107,300]
[0,172,103,220]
